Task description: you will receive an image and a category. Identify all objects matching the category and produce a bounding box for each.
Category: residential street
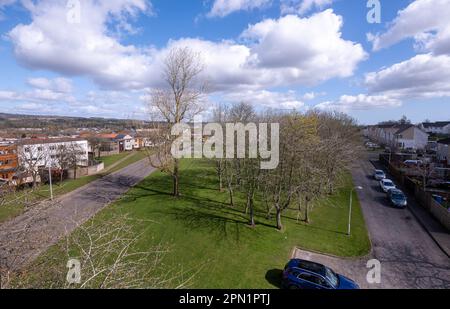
[0,158,156,271]
[294,153,450,289]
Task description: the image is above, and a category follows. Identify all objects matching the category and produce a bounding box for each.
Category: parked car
[403,160,423,166]
[282,259,359,290]
[388,189,407,208]
[380,179,396,193]
[374,169,386,180]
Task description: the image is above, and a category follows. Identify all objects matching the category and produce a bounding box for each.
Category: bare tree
[147,47,206,197]
[2,213,202,289]
[17,145,47,188]
[87,137,102,160]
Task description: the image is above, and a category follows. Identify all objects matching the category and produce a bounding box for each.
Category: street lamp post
[48,165,53,201]
[348,186,363,236]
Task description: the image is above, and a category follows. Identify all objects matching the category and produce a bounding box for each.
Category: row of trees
[211,103,361,230]
[145,46,362,231]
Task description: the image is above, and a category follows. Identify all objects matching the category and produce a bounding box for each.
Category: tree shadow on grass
[265,269,283,289]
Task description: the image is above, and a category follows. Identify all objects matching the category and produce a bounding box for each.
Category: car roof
[382,179,394,183]
[375,170,384,173]
[289,259,327,276]
[390,189,404,194]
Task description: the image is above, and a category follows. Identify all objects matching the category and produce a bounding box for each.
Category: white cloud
[240,10,367,85]
[365,53,450,98]
[7,3,366,110]
[369,0,450,55]
[221,89,305,109]
[27,77,73,93]
[8,0,154,90]
[281,0,333,15]
[315,94,402,112]
[207,0,272,18]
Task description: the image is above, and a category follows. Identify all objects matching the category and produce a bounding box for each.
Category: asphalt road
[0,158,156,271]
[294,154,450,289]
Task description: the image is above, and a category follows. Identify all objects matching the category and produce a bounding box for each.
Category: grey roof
[422,121,450,128]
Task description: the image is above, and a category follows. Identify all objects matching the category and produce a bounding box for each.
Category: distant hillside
[0,113,150,130]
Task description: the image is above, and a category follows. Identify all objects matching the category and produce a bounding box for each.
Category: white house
[366,124,429,150]
[116,134,134,151]
[420,122,450,135]
[18,138,89,169]
[394,125,429,150]
[437,138,450,165]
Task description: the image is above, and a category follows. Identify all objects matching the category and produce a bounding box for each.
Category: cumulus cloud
[27,77,73,93]
[315,94,402,112]
[8,5,366,96]
[322,52,450,112]
[221,89,305,109]
[240,10,367,85]
[8,0,154,90]
[365,53,450,98]
[207,0,272,18]
[280,0,333,15]
[369,0,450,55]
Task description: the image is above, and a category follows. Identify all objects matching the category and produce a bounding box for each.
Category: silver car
[374,170,386,180]
[380,179,396,193]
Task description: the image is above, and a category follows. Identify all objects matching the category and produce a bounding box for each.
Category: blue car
[282,259,360,289]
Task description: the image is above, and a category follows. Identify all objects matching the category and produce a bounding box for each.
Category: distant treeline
[0,113,158,131]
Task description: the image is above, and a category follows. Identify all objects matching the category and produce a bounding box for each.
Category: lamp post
[348,186,363,236]
[48,165,53,201]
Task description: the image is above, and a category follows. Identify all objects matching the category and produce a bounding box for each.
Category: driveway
[294,154,450,289]
[0,158,156,271]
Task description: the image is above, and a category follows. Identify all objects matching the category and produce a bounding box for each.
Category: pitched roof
[18,138,87,146]
[394,124,415,135]
[422,121,450,128]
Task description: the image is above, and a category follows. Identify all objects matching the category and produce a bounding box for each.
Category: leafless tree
[147,47,206,197]
[2,212,203,289]
[17,145,47,188]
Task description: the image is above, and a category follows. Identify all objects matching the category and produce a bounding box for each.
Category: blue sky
[0,0,449,125]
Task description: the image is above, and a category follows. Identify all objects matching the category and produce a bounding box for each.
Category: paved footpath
[294,155,450,289]
[0,158,156,271]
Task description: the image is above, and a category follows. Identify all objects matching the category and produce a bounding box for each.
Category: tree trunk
[228,181,234,207]
[249,197,255,227]
[60,168,63,185]
[173,159,180,197]
[304,197,310,224]
[276,208,283,230]
[217,161,223,192]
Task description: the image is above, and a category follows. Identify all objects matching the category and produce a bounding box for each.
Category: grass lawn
[0,150,149,223]
[98,152,132,169]
[18,159,370,289]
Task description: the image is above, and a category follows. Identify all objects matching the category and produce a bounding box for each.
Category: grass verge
[17,159,370,288]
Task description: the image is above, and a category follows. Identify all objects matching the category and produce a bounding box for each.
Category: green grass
[0,150,150,223]
[18,159,370,289]
[98,152,132,168]
[107,150,148,173]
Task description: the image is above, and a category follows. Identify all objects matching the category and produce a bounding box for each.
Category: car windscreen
[324,267,339,288]
[384,181,394,186]
[392,193,405,200]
